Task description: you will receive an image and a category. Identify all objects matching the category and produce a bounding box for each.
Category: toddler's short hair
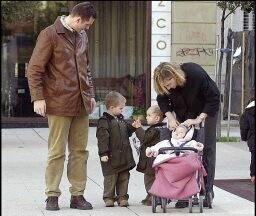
[149,105,164,121]
[105,91,126,109]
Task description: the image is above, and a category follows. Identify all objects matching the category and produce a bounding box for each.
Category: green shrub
[217,137,240,142]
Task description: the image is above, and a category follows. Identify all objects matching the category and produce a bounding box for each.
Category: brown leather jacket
[27,17,95,116]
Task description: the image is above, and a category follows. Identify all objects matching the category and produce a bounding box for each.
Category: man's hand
[90,98,96,113]
[34,100,46,117]
[100,155,109,162]
[251,176,255,183]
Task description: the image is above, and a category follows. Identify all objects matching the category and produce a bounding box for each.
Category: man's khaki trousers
[45,110,89,197]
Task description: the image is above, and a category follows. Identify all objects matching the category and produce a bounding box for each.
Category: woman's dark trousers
[196,113,218,199]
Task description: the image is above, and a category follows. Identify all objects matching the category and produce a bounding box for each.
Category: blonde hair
[153,62,186,95]
[105,91,126,109]
[148,105,164,121]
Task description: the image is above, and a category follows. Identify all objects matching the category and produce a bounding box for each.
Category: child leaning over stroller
[146,123,205,208]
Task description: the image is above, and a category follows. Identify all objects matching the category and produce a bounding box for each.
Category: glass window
[88,1,149,119]
[1,1,69,117]
[1,1,150,121]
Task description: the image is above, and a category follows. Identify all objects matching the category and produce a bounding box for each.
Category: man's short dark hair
[70,2,97,21]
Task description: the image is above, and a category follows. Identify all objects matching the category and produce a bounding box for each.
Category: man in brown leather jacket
[27,2,97,211]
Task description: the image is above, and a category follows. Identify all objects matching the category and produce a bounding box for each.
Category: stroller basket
[152,146,205,213]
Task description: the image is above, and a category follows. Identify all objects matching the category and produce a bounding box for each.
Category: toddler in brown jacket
[96,91,136,207]
[132,105,171,206]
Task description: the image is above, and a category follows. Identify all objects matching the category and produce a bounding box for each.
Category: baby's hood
[171,125,194,146]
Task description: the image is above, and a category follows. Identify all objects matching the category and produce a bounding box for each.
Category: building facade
[1,1,253,127]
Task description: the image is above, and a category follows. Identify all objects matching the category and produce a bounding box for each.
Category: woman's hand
[100,156,109,162]
[165,112,179,129]
[182,118,201,127]
[168,119,179,129]
[183,113,207,127]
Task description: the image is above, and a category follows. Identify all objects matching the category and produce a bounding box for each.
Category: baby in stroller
[146,124,207,213]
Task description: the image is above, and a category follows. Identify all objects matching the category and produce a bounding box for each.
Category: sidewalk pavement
[2,123,255,216]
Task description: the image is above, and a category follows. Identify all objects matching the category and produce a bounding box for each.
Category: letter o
[157,40,167,50]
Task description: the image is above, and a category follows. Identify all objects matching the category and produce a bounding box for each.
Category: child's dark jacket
[96,112,136,176]
[135,122,171,175]
[239,102,255,152]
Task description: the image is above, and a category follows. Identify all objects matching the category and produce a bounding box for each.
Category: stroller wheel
[152,196,156,213]
[193,196,199,205]
[199,195,203,213]
[188,198,193,213]
[161,198,167,213]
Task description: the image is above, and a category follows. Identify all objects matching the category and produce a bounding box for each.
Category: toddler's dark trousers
[144,173,155,195]
[103,170,130,201]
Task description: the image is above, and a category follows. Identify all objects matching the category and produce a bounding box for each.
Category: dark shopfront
[1,1,151,128]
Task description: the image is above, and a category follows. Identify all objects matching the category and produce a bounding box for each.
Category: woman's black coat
[157,62,220,122]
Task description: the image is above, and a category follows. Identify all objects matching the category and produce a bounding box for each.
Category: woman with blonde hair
[153,62,220,208]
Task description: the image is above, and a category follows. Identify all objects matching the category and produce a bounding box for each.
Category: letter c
[157,18,166,28]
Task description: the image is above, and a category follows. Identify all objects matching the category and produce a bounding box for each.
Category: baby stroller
[149,145,207,213]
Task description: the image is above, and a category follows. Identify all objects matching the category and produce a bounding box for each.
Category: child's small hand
[132,119,142,128]
[146,147,158,157]
[146,147,153,157]
[152,150,159,157]
[251,176,255,183]
[101,156,109,162]
[196,142,204,151]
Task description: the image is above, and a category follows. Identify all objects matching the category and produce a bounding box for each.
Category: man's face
[75,17,95,32]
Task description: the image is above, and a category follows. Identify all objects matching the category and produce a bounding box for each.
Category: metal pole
[215,35,220,83]
[241,32,245,113]
[227,38,234,139]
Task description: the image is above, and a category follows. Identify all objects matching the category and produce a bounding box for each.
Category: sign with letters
[151,1,171,104]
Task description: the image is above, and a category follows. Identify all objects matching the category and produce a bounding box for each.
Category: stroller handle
[158,146,199,154]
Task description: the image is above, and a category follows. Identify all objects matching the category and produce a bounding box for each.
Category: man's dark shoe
[45,196,60,211]
[70,195,93,210]
[175,200,189,208]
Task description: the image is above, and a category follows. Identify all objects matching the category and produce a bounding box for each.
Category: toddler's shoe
[118,199,129,207]
[143,198,152,206]
[141,194,150,204]
[105,199,114,207]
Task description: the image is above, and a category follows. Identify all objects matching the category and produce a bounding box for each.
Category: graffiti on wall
[176,47,214,57]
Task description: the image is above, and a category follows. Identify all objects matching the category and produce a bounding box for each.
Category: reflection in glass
[1,1,149,120]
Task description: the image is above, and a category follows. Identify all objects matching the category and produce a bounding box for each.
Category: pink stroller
[149,146,207,213]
